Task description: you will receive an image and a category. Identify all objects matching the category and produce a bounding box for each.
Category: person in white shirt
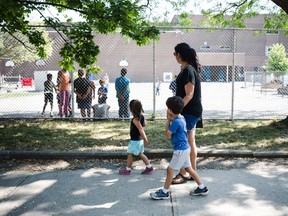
[92,90,110,118]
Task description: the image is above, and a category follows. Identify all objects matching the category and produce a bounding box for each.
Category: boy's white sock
[198,184,205,189]
[162,188,169,194]
[146,164,152,168]
[126,167,131,171]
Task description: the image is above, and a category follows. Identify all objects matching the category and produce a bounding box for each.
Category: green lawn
[0,119,287,152]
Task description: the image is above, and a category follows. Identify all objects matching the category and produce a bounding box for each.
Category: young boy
[150,96,208,200]
[92,103,110,118]
[98,79,108,104]
[42,73,57,117]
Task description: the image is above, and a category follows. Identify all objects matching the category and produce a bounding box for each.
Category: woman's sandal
[171,173,189,184]
[188,176,194,181]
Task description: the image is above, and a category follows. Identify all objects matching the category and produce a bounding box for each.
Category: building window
[265,30,279,35]
[265,46,272,56]
[200,45,211,50]
[220,45,230,50]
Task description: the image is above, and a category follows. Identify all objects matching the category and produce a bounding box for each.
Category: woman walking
[172,43,203,184]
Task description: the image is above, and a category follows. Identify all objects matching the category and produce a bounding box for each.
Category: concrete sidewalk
[1,149,288,160]
[1,162,287,216]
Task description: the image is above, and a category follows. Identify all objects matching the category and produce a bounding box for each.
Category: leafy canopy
[0,0,159,72]
[200,0,288,31]
[0,27,52,63]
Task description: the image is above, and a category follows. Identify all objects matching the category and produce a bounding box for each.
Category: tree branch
[0,23,37,54]
[17,0,88,15]
[32,5,73,47]
[213,0,248,19]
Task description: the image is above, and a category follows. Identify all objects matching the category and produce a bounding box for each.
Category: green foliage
[265,43,288,76]
[0,27,52,63]
[200,0,288,33]
[0,0,160,72]
[264,10,288,30]
[176,13,193,26]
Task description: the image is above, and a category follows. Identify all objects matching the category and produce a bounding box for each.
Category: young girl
[119,100,153,175]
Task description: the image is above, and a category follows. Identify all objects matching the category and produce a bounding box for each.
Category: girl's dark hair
[129,99,144,118]
[174,43,201,77]
[166,96,184,114]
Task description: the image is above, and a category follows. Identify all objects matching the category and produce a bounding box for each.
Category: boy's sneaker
[150,189,170,200]
[50,112,53,117]
[141,166,154,174]
[41,112,45,117]
[190,186,209,196]
[119,168,131,175]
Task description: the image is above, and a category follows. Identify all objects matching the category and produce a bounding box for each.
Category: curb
[1,149,288,160]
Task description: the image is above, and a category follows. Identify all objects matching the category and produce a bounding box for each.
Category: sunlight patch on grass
[1,119,287,152]
[91,132,127,140]
[77,146,127,152]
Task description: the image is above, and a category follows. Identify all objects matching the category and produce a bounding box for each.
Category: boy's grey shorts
[169,148,191,170]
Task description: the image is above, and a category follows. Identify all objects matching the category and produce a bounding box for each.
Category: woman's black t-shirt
[130,115,145,141]
[176,65,202,117]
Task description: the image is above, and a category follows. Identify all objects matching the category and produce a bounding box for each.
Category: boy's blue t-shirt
[98,86,108,96]
[168,115,190,150]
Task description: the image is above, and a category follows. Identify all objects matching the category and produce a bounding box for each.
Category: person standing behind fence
[156,80,162,96]
[86,72,96,115]
[169,75,177,96]
[102,73,109,87]
[119,99,153,175]
[115,68,130,118]
[41,73,57,117]
[172,42,203,184]
[58,69,71,118]
[98,79,108,104]
[74,69,92,118]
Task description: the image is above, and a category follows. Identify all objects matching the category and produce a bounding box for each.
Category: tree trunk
[279,116,288,124]
[272,0,288,14]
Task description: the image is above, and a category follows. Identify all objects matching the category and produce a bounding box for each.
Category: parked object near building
[278,86,288,95]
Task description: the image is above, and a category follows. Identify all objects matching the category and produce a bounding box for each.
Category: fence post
[230,28,236,120]
[152,38,156,120]
[70,71,75,119]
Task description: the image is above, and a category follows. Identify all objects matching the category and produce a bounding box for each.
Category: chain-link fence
[0,27,287,120]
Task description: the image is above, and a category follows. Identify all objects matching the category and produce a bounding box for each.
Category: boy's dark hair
[78,69,84,77]
[129,99,144,119]
[98,95,107,104]
[47,73,52,80]
[166,96,184,114]
[121,68,127,76]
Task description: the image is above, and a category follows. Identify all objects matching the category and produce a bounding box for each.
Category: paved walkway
[0,158,287,216]
[1,149,288,160]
